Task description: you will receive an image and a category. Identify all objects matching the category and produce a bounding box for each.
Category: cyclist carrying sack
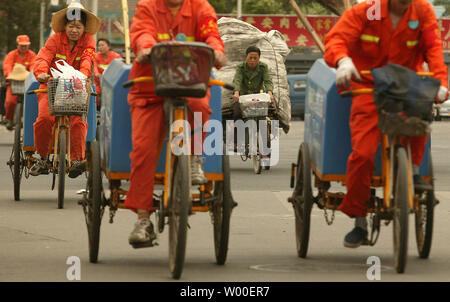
[371,63,441,137]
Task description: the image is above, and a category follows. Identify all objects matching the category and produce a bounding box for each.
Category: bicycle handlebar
[340,70,435,97]
[27,89,98,97]
[123,76,235,91]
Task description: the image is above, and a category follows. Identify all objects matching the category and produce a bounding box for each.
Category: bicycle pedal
[130,240,159,249]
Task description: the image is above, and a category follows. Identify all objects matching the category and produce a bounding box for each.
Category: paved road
[0,120,449,282]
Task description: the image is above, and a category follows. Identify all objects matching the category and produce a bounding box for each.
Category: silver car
[434,101,450,120]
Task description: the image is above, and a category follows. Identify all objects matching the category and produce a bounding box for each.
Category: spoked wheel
[85,141,103,263]
[12,101,23,201]
[168,155,190,279]
[393,147,409,273]
[252,153,262,174]
[212,149,233,265]
[291,142,313,258]
[264,120,271,170]
[57,129,66,209]
[415,156,434,259]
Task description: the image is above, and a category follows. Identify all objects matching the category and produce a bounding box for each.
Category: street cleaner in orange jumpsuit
[94,38,122,109]
[324,0,448,248]
[30,1,100,178]
[2,35,36,130]
[126,0,227,247]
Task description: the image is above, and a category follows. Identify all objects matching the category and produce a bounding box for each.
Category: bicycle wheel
[168,155,189,279]
[415,156,434,259]
[292,142,313,258]
[86,141,103,263]
[393,147,409,273]
[264,120,271,170]
[212,150,233,265]
[57,129,66,209]
[253,153,262,174]
[12,101,23,201]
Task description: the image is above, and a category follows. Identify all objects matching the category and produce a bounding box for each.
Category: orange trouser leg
[124,95,212,212]
[339,94,380,218]
[69,115,87,160]
[187,93,212,154]
[95,78,101,108]
[403,135,428,166]
[34,92,55,158]
[124,103,166,212]
[5,86,18,121]
[34,92,87,159]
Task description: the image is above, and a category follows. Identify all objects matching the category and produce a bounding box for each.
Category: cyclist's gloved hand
[436,85,448,104]
[37,73,50,83]
[232,91,239,103]
[336,57,361,87]
[136,48,152,64]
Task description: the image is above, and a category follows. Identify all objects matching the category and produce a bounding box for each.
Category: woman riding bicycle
[30,1,100,178]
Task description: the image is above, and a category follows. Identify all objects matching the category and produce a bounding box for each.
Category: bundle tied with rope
[214,17,291,134]
[372,63,441,137]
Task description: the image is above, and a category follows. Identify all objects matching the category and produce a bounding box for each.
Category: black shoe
[414,175,432,191]
[344,227,368,248]
[29,159,50,176]
[68,160,87,178]
[6,120,14,131]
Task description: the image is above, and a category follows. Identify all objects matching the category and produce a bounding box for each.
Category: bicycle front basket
[11,80,25,95]
[47,78,90,116]
[239,93,271,118]
[150,42,214,98]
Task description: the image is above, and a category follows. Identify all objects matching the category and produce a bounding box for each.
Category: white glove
[437,86,448,104]
[336,57,361,87]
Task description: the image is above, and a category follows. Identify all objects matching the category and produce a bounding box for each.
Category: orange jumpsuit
[324,0,448,218]
[33,32,96,160]
[3,49,36,120]
[124,0,225,212]
[94,50,122,106]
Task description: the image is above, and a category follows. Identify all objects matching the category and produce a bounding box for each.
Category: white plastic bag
[50,67,64,79]
[54,59,87,80]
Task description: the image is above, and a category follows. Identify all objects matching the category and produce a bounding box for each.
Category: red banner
[219,15,450,51]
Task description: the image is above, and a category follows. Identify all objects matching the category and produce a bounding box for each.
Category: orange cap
[16,35,31,46]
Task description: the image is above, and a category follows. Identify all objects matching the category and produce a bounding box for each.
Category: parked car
[433,101,450,121]
[287,74,307,118]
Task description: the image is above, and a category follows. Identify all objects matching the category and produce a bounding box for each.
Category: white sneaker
[128,218,157,248]
[191,155,207,185]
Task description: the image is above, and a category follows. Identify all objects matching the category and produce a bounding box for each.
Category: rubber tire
[293,142,313,258]
[57,129,66,209]
[253,154,262,174]
[169,155,189,280]
[87,141,103,263]
[264,121,271,170]
[13,102,23,201]
[213,151,232,265]
[393,147,409,274]
[415,156,434,259]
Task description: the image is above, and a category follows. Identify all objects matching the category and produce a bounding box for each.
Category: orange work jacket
[128,0,225,105]
[94,51,122,75]
[324,0,448,89]
[33,32,96,82]
[3,49,36,77]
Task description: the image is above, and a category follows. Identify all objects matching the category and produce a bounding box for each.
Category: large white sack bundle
[215,17,291,133]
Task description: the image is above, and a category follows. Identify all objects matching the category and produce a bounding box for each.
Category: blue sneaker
[344,227,368,248]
